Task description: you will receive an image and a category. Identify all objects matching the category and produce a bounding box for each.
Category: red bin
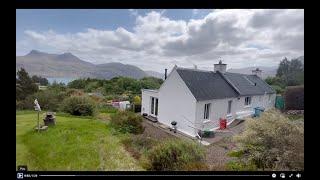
[219,118,227,129]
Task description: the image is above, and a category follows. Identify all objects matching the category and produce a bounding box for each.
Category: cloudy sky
[16,9,304,73]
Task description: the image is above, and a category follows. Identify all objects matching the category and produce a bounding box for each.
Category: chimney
[252,68,262,78]
[214,60,227,73]
[193,64,197,69]
[164,69,168,80]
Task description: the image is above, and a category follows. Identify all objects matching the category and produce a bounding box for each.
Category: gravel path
[141,120,176,140]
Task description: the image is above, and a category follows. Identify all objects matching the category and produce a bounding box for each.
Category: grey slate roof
[176,68,275,101]
[223,72,275,96]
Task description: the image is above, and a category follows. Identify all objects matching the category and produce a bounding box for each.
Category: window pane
[207,104,210,119]
[204,104,206,119]
[228,100,232,114]
[204,103,211,119]
[155,98,158,116]
[151,97,154,114]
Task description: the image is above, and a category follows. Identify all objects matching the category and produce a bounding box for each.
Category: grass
[16,111,143,171]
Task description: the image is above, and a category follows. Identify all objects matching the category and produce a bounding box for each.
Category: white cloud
[16,9,304,72]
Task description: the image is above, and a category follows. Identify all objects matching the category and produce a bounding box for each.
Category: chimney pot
[252,68,262,78]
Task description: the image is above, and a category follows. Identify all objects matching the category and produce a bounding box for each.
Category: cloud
[17,9,304,72]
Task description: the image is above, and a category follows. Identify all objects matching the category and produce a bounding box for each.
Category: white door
[150,97,158,117]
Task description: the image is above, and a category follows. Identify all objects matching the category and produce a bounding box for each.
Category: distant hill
[16,50,152,79]
[227,66,278,79]
[93,62,147,79]
[145,70,164,79]
[16,50,95,78]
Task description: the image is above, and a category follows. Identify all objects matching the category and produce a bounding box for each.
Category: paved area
[143,117,246,145]
[142,119,196,141]
[201,119,246,145]
[142,118,245,170]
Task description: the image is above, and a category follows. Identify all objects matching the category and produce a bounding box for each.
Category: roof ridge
[216,71,241,95]
[176,67,213,73]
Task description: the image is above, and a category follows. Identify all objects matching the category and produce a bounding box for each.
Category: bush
[232,109,304,170]
[99,105,118,114]
[226,161,257,171]
[65,88,85,97]
[284,86,304,110]
[143,139,206,171]
[17,89,66,111]
[110,111,144,134]
[122,136,158,159]
[60,96,97,116]
[271,85,285,94]
[133,96,141,105]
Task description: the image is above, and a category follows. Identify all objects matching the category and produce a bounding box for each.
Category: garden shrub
[226,161,257,171]
[60,96,97,116]
[284,86,304,110]
[122,136,158,159]
[99,105,118,114]
[65,88,85,97]
[110,111,144,134]
[17,89,67,111]
[143,139,206,171]
[232,109,304,170]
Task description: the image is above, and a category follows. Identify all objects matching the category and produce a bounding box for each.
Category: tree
[31,75,49,86]
[275,57,304,86]
[133,95,141,105]
[276,57,290,78]
[16,68,38,100]
[67,79,87,89]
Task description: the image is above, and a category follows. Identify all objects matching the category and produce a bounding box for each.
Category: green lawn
[16,111,143,171]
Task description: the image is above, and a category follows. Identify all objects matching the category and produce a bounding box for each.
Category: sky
[16,9,304,73]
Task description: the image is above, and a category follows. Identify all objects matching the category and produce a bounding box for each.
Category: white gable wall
[158,69,198,137]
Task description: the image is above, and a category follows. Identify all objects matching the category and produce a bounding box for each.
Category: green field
[16,111,143,171]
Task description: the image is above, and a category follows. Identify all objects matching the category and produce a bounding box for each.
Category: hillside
[16,50,149,79]
[145,70,164,79]
[16,50,95,78]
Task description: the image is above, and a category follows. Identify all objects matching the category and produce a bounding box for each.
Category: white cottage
[141,61,276,137]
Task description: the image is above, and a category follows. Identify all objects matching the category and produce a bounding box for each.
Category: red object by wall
[219,118,227,129]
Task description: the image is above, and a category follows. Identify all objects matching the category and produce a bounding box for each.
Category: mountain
[145,70,164,79]
[16,50,150,79]
[16,50,95,78]
[227,66,277,79]
[93,62,147,79]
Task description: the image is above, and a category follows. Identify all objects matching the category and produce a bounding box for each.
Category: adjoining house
[141,61,276,137]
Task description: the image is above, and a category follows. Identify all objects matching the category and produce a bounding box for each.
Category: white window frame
[204,103,211,120]
[245,96,251,106]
